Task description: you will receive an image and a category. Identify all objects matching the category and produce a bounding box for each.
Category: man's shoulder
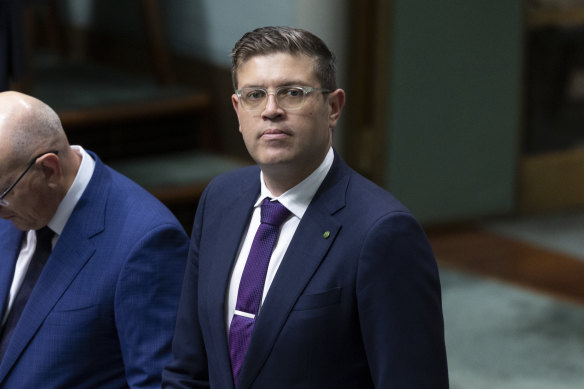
[211,164,259,184]
[342,168,413,217]
[97,164,163,206]
[203,164,259,195]
[88,160,184,228]
[0,218,17,233]
[328,152,404,207]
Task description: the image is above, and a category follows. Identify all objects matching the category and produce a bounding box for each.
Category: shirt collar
[258,147,334,218]
[48,146,96,236]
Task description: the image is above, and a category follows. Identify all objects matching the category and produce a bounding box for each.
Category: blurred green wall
[386,1,523,224]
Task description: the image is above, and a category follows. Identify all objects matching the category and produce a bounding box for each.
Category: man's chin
[257,158,295,171]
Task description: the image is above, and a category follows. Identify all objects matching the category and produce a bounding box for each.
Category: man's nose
[262,93,283,117]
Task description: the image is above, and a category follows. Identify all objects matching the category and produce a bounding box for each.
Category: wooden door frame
[519,4,584,214]
[343,0,393,186]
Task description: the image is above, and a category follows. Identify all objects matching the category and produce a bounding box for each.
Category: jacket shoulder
[199,165,259,200]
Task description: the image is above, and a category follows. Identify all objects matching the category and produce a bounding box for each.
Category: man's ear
[232,94,244,134]
[328,89,346,128]
[38,153,62,188]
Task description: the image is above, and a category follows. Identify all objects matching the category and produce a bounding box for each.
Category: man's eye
[246,90,266,100]
[280,88,303,97]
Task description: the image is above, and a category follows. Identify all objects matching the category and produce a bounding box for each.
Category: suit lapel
[204,171,260,387]
[237,155,350,388]
[0,226,24,318]
[0,156,108,381]
[0,234,97,378]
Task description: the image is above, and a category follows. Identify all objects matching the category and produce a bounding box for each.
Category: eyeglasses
[235,86,331,111]
[0,150,59,206]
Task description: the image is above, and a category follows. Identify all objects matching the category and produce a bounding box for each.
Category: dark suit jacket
[163,151,448,388]
[0,152,189,388]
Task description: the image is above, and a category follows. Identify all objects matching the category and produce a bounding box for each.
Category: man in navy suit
[163,26,448,388]
[0,91,189,388]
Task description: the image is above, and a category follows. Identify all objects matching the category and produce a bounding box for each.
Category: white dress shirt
[226,147,334,332]
[2,146,95,325]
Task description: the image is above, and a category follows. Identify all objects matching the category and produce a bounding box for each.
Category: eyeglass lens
[240,87,308,110]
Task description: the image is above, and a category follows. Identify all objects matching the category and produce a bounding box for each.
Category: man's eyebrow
[239,85,264,89]
[276,80,310,86]
[239,80,312,89]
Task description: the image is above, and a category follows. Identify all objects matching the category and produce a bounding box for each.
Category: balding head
[0,91,69,168]
[0,92,80,230]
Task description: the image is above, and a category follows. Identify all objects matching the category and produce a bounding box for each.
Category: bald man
[0,92,189,388]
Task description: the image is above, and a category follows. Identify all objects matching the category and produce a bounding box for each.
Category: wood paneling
[429,227,584,306]
[518,147,584,213]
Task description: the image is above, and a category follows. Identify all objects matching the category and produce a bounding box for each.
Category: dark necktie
[0,227,54,360]
[228,198,290,384]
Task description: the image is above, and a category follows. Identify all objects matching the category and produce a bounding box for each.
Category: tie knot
[260,198,290,226]
[36,227,54,247]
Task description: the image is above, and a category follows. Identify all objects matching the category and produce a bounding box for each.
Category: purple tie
[228,198,290,384]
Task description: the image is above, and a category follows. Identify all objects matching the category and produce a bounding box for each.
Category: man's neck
[261,164,317,197]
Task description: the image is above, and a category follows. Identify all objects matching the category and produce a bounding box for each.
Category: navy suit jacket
[0,152,189,388]
[163,151,448,388]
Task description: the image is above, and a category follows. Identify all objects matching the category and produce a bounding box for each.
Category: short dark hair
[231,26,337,91]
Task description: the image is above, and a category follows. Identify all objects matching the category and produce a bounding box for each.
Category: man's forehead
[237,53,317,86]
[0,98,29,140]
[0,135,18,175]
[0,94,32,130]
[240,52,314,67]
[0,117,13,161]
[0,91,33,108]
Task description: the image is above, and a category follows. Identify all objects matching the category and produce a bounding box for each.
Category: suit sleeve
[114,222,189,389]
[356,211,449,388]
[162,189,211,389]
